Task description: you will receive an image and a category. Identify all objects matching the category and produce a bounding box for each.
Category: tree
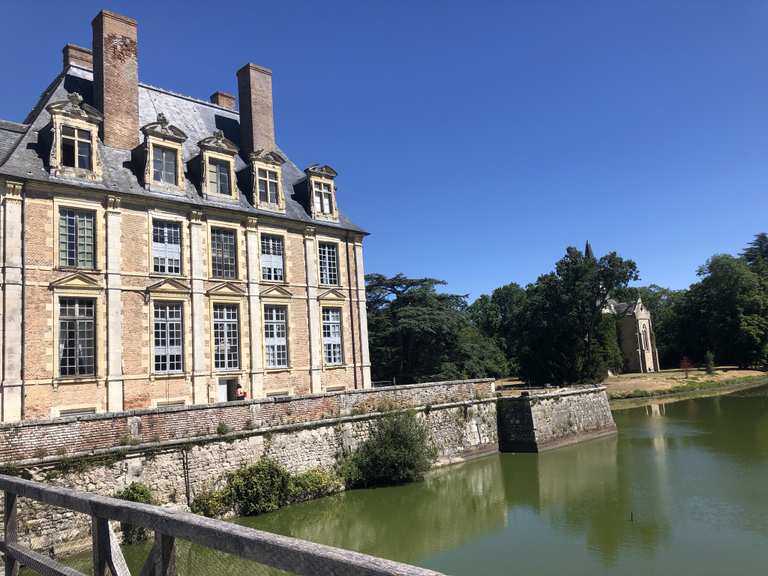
[517,246,639,385]
[741,232,768,274]
[366,274,508,383]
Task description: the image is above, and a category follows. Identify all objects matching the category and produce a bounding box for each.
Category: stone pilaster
[2,181,24,422]
[105,195,123,412]
[244,217,264,397]
[189,210,208,404]
[354,237,372,388]
[303,226,322,393]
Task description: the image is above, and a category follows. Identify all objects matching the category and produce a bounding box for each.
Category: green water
[63,385,768,574]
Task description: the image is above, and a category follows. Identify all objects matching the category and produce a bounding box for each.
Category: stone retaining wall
[0,379,497,555]
[497,386,616,452]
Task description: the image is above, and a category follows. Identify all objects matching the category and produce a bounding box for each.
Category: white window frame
[260,234,285,282]
[257,168,280,205]
[61,125,93,170]
[213,303,240,371]
[207,157,232,196]
[322,307,343,366]
[59,208,96,270]
[264,305,289,369]
[152,219,182,275]
[210,227,238,279]
[152,144,178,186]
[153,301,184,374]
[58,297,96,377]
[318,242,339,286]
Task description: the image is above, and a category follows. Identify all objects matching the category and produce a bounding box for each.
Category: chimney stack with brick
[236,64,275,156]
[62,44,93,71]
[92,10,139,150]
[210,91,237,111]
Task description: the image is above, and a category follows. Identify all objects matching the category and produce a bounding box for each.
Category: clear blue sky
[2,1,767,299]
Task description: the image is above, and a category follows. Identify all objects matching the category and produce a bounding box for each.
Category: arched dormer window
[305,164,339,222]
[46,93,103,181]
[140,113,187,193]
[250,149,286,212]
[198,130,239,200]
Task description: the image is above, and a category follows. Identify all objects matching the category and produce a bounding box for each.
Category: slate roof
[606,298,638,316]
[0,66,365,234]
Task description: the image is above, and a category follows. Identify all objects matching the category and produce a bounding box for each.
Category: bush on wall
[114,482,154,543]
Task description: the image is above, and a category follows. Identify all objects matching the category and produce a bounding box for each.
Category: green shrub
[190,488,230,518]
[288,468,341,503]
[226,459,292,516]
[216,422,231,436]
[115,482,154,543]
[342,412,437,489]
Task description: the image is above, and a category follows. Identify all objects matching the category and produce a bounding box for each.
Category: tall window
[59,209,95,269]
[152,220,181,275]
[211,228,237,278]
[59,298,95,377]
[318,243,338,285]
[213,304,240,370]
[261,234,284,281]
[642,325,650,351]
[322,307,343,366]
[208,158,231,196]
[258,168,279,204]
[264,305,288,368]
[154,302,183,373]
[153,145,177,185]
[61,126,92,170]
[313,181,333,215]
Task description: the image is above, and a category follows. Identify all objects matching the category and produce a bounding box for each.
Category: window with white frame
[313,181,334,215]
[213,303,240,370]
[260,234,284,281]
[264,305,288,368]
[153,145,177,185]
[208,158,231,196]
[61,126,92,170]
[59,298,95,377]
[59,208,95,269]
[153,302,183,373]
[257,168,280,204]
[152,220,181,275]
[318,242,338,285]
[322,307,343,366]
[211,228,237,278]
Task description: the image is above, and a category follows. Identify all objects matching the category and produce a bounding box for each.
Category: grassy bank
[608,374,768,405]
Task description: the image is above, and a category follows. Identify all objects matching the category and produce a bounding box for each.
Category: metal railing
[0,474,443,576]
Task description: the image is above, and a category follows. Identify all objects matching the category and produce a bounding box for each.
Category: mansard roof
[0,67,365,235]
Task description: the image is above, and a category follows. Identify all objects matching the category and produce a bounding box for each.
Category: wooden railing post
[3,492,18,576]
[139,531,176,576]
[92,516,109,576]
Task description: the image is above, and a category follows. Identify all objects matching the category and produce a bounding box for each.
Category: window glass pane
[62,135,76,168]
[213,304,239,370]
[154,146,177,185]
[260,234,284,281]
[59,298,95,376]
[264,305,288,368]
[211,228,237,278]
[59,209,94,269]
[318,243,339,285]
[154,302,183,373]
[152,221,181,274]
[322,307,343,365]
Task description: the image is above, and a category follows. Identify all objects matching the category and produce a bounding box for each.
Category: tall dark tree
[742,232,768,275]
[366,274,508,384]
[517,247,639,385]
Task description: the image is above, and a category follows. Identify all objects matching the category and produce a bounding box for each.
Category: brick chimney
[210,91,236,111]
[236,64,275,156]
[92,10,139,149]
[62,44,93,71]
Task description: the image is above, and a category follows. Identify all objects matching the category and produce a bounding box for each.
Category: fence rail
[0,474,443,576]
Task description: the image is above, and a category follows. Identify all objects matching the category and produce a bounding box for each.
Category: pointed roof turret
[585,240,595,259]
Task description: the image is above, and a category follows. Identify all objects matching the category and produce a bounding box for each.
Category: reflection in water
[59,385,768,575]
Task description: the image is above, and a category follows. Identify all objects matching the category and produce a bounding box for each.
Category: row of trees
[366,234,768,386]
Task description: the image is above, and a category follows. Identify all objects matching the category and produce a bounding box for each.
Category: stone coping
[0,378,496,431]
[514,385,607,401]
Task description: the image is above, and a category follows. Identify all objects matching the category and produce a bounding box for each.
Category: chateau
[0,10,371,422]
[606,298,660,373]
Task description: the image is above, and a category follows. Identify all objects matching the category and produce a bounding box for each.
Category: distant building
[0,10,372,422]
[606,298,660,373]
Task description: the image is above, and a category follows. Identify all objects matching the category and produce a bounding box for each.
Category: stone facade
[606,297,661,373]
[497,386,616,452]
[0,10,372,422]
[0,379,497,555]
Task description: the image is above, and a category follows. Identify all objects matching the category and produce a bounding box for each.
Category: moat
[63,384,768,575]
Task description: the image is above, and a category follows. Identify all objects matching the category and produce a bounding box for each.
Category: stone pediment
[198,130,239,155]
[207,282,246,297]
[305,164,337,179]
[317,288,346,301]
[146,278,191,296]
[260,285,292,299]
[49,272,102,291]
[141,113,187,143]
[250,149,286,166]
[46,93,102,123]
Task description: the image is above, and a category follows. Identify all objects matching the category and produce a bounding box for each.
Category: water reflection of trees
[245,455,506,565]
[502,433,670,564]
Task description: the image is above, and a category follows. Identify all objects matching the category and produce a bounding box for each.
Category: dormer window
[153,145,178,185]
[305,165,339,222]
[250,150,286,212]
[46,93,103,181]
[313,181,333,215]
[140,113,187,193]
[258,169,279,204]
[198,130,239,201]
[61,126,92,170]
